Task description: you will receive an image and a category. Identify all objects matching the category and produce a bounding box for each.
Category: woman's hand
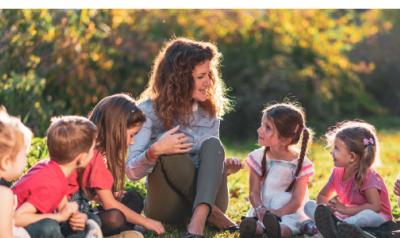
[142,217,165,235]
[151,126,193,157]
[225,158,243,175]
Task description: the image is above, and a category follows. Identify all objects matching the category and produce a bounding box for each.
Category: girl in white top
[239,103,314,238]
[0,107,32,238]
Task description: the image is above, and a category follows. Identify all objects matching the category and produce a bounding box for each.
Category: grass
[140,130,400,237]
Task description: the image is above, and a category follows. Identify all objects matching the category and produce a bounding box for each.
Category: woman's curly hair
[140,37,231,129]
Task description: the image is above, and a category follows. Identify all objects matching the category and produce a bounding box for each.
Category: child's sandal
[315,204,338,238]
[337,223,377,238]
[239,217,257,238]
[262,211,281,238]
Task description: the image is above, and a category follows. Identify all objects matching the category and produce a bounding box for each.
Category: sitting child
[67,94,164,237]
[239,103,314,238]
[0,107,32,238]
[12,115,102,238]
[304,121,392,238]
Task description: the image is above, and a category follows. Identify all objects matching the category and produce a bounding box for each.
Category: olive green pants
[144,137,228,225]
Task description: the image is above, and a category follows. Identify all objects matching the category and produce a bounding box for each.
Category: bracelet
[146,147,158,161]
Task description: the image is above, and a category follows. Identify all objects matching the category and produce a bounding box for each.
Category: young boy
[12,115,102,238]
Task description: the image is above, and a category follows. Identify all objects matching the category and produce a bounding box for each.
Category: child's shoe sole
[337,223,376,238]
[85,219,103,238]
[105,231,144,238]
[239,217,257,238]
[314,205,338,238]
[262,212,281,238]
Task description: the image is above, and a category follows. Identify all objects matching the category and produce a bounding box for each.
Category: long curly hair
[140,37,231,129]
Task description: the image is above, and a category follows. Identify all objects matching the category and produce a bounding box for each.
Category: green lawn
[141,131,400,237]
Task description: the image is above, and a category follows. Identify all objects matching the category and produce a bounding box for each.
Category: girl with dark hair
[67,93,165,237]
[125,38,241,238]
[240,102,314,238]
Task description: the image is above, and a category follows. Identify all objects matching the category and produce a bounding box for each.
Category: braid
[286,128,310,192]
[261,146,269,177]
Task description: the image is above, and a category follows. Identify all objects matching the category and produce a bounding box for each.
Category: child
[67,94,165,237]
[239,103,314,238]
[12,115,102,238]
[304,121,392,238]
[0,107,32,238]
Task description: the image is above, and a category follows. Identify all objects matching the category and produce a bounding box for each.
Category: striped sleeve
[297,157,314,178]
[245,148,265,177]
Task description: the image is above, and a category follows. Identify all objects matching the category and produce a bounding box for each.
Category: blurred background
[1,9,400,142]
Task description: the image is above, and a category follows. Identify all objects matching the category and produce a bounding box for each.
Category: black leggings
[98,190,144,236]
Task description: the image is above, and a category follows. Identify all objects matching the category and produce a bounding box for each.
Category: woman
[125,38,241,238]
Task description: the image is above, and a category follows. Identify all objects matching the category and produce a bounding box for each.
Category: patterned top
[246,147,314,210]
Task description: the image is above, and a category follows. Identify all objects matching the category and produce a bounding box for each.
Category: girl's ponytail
[286,127,310,192]
[355,137,376,186]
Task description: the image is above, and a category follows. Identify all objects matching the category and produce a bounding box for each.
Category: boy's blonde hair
[0,106,33,163]
[325,120,379,186]
[47,115,97,164]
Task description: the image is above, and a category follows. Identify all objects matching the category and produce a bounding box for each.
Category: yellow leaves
[28,24,37,37]
[42,27,55,42]
[101,60,113,70]
[384,21,393,31]
[111,10,133,28]
[22,10,32,21]
[80,9,90,24]
[91,52,100,62]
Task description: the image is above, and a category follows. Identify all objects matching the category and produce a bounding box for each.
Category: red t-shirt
[67,149,114,197]
[12,159,68,214]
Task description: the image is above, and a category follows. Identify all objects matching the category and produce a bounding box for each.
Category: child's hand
[59,201,79,222]
[225,158,243,176]
[394,179,400,197]
[143,217,165,235]
[255,205,267,221]
[327,196,338,210]
[69,212,88,231]
[328,197,347,214]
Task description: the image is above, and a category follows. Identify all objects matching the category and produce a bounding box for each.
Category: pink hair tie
[363,137,374,146]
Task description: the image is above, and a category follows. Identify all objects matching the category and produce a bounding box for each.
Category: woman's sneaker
[314,204,338,238]
[239,217,257,238]
[337,223,377,238]
[85,219,103,238]
[262,211,281,238]
[300,219,319,236]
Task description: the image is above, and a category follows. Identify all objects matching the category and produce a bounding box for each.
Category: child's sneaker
[337,223,377,238]
[262,211,281,238]
[314,204,338,238]
[239,217,257,238]
[300,219,319,236]
[85,219,103,238]
[105,230,144,238]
